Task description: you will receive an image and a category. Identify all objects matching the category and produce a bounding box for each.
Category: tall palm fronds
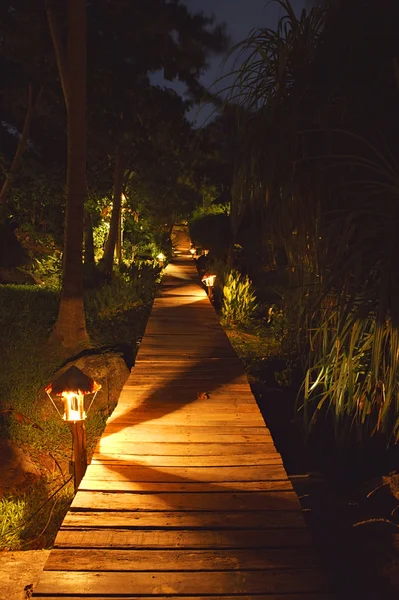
[227,0,326,111]
[227,0,327,254]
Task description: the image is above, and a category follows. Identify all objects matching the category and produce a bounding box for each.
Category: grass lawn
[0,271,158,549]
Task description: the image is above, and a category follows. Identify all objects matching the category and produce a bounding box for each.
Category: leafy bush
[30,253,62,289]
[86,277,144,321]
[85,262,162,322]
[221,269,258,327]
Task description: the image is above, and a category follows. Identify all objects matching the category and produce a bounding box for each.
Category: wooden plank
[138,350,237,359]
[71,491,303,512]
[54,527,314,550]
[98,434,272,445]
[102,426,268,436]
[90,454,283,466]
[34,569,328,596]
[142,333,232,341]
[108,410,264,421]
[112,404,261,415]
[98,432,272,443]
[113,400,260,411]
[106,415,266,427]
[44,547,321,572]
[104,422,261,431]
[94,442,277,455]
[102,424,270,435]
[82,464,288,482]
[119,389,254,399]
[121,379,252,388]
[78,479,294,493]
[62,510,305,530]
[33,595,335,600]
[115,398,257,409]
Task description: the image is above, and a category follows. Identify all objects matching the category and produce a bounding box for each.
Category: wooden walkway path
[33,236,333,599]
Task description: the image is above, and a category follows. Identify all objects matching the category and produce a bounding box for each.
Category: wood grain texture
[34,569,328,595]
[33,595,335,600]
[44,547,321,571]
[32,249,332,599]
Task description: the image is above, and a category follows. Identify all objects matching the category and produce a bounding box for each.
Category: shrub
[221,269,258,327]
[86,277,143,321]
[30,253,62,289]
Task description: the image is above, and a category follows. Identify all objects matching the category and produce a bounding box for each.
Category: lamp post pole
[201,274,216,302]
[45,365,100,494]
[71,420,87,492]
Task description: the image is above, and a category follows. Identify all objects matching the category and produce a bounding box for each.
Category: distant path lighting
[201,273,216,300]
[157,252,166,265]
[190,247,196,257]
[45,366,101,492]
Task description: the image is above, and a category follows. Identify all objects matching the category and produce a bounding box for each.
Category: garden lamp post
[157,252,166,265]
[201,273,216,300]
[45,366,101,492]
[190,247,196,257]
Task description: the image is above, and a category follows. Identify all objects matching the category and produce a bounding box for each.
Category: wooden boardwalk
[33,236,333,599]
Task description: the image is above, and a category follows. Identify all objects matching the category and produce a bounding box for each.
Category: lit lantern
[190,247,196,256]
[201,273,216,299]
[157,252,166,265]
[45,366,101,492]
[45,365,101,422]
[201,273,216,288]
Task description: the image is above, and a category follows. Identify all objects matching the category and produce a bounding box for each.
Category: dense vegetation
[0,0,227,548]
[191,0,399,447]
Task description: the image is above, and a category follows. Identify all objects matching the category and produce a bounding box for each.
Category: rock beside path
[0,440,40,497]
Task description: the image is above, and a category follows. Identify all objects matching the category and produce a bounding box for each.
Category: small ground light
[157,252,165,265]
[45,366,101,491]
[190,247,196,257]
[201,273,216,300]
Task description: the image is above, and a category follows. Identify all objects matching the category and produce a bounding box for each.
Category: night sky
[153,0,308,125]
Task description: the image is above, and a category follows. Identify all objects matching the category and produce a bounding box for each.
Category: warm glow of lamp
[190,247,196,256]
[61,391,86,421]
[201,274,216,288]
[157,252,165,262]
[45,366,101,423]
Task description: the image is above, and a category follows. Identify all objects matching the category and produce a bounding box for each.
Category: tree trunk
[84,211,95,268]
[116,205,123,265]
[101,145,123,276]
[51,0,88,348]
[0,84,35,205]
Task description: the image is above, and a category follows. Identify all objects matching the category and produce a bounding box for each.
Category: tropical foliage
[225,0,399,442]
[221,269,258,327]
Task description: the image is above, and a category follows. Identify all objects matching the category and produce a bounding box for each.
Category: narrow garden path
[33,230,334,599]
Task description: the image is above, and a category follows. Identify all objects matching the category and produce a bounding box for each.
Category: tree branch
[0,83,35,204]
[45,0,69,107]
